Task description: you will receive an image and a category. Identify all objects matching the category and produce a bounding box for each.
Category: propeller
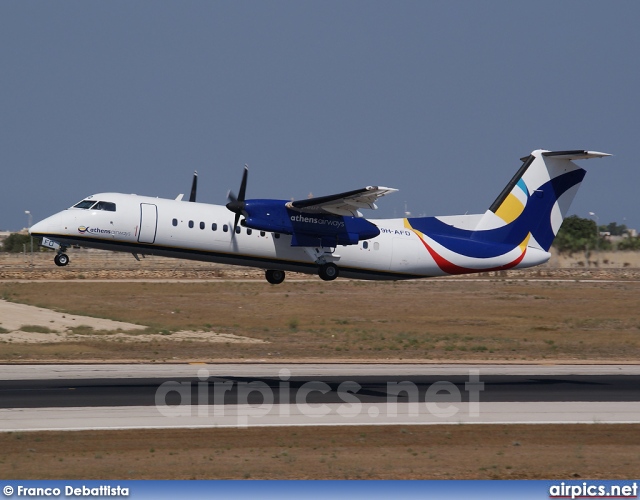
[188,171,198,202]
[226,165,249,231]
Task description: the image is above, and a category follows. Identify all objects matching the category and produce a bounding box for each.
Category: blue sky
[2,1,638,231]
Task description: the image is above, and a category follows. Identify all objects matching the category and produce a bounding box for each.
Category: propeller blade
[188,171,198,202]
[225,165,250,232]
[238,165,248,202]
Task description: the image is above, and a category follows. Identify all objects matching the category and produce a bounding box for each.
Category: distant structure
[0,231,10,245]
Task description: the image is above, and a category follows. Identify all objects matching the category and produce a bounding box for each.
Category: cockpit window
[94,201,116,212]
[73,200,97,209]
[72,200,116,211]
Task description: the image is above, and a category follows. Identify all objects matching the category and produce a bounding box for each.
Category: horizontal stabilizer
[541,150,611,160]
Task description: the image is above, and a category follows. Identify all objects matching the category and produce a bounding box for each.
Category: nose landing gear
[54,252,70,267]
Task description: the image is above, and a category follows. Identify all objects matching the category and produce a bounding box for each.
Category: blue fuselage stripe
[407,169,585,257]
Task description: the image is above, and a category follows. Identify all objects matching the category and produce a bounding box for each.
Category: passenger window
[212,223,217,231]
[223,225,228,232]
[363,241,368,249]
[260,231,265,237]
[200,222,205,230]
[235,226,241,234]
[247,228,252,235]
[172,219,178,227]
[274,233,280,239]
[374,242,380,251]
[188,221,194,229]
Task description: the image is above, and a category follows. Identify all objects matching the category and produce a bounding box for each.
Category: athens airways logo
[78,225,111,234]
[290,214,345,228]
[78,226,131,237]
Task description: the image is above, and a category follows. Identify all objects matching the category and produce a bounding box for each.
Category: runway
[1,364,639,431]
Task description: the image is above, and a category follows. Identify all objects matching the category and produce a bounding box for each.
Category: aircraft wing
[285,186,398,217]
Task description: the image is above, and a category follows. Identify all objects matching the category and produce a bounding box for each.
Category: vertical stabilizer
[473,150,610,251]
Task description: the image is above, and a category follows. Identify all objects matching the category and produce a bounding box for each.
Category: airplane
[29,149,609,284]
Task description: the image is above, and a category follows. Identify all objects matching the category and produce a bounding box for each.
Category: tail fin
[473,150,610,251]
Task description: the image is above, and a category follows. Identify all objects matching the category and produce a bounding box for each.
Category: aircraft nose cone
[29,212,69,236]
[29,220,46,235]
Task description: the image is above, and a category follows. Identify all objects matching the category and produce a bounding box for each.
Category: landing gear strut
[265,269,285,285]
[54,253,70,267]
[302,247,340,282]
[318,263,339,281]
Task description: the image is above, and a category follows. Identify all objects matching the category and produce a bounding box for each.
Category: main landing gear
[265,269,286,285]
[301,247,340,282]
[318,262,339,281]
[54,253,70,267]
[264,263,339,284]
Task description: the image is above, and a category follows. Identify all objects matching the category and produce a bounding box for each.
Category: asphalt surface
[2,374,638,409]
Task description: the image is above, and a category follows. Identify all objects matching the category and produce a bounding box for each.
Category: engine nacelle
[241,200,380,247]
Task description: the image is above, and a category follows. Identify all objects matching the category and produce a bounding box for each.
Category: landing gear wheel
[54,253,70,267]
[318,263,339,281]
[265,269,285,285]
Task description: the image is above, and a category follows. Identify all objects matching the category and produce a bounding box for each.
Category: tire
[54,253,70,267]
[318,263,339,281]
[265,269,285,285]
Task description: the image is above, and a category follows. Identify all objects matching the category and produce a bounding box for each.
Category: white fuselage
[30,192,550,280]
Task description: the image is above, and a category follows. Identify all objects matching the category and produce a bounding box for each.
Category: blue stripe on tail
[407,168,585,257]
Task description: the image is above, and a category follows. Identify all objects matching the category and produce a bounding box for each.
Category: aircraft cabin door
[138,203,158,244]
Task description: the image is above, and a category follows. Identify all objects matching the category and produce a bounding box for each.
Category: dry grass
[1,277,639,480]
[1,424,639,479]
[1,279,639,362]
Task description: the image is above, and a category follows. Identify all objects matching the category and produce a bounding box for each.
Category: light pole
[589,211,599,267]
[25,210,33,259]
